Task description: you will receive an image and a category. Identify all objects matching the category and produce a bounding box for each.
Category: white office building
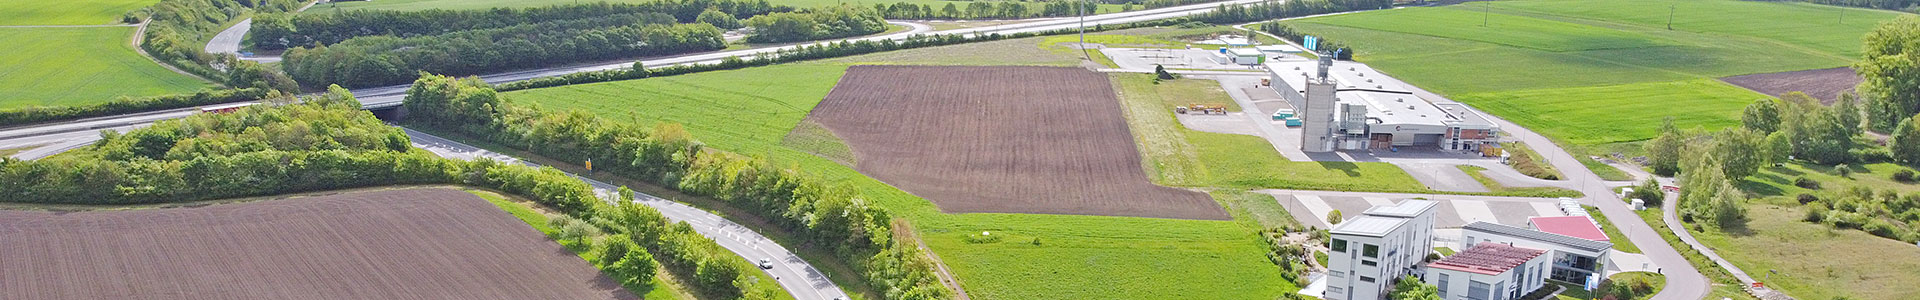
[1325,200,1438,300]
[1426,242,1551,300]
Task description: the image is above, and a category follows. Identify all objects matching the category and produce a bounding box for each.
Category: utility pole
[1078,0,1090,61]
[1482,1,1491,27]
[1666,4,1675,30]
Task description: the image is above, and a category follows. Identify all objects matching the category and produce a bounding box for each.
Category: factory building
[1270,57,1500,153]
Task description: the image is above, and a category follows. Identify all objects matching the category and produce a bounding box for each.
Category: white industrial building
[1425,242,1551,300]
[1269,57,1501,152]
[1460,221,1614,288]
[1325,200,1437,300]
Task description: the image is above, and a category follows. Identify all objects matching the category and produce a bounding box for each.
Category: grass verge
[1457,165,1584,198]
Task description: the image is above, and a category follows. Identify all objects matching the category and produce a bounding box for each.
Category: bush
[1327,209,1344,225]
[963,232,1002,244]
[1795,177,1822,189]
[1797,193,1820,205]
[1896,169,1916,182]
[743,6,886,43]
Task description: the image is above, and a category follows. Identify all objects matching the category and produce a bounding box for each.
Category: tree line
[283,20,725,88]
[872,0,1222,20]
[253,0,781,50]
[1255,22,1354,59]
[405,74,953,300]
[744,6,889,43]
[1191,0,1391,24]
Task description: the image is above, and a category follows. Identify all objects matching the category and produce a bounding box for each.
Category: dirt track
[809,65,1226,220]
[1720,67,1861,104]
[0,188,633,300]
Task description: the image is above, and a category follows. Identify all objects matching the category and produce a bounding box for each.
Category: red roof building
[1528,216,1609,242]
[1428,243,1548,275]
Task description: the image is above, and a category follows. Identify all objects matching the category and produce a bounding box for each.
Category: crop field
[809,65,1224,220]
[0,188,633,299]
[0,27,208,109]
[508,62,1295,299]
[1281,0,1904,144]
[0,0,156,25]
[1720,67,1862,104]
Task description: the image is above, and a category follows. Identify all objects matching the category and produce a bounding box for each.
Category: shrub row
[0,87,270,128]
[1803,186,1920,243]
[284,21,724,88]
[1191,0,1391,24]
[254,0,781,50]
[405,74,952,300]
[744,6,889,43]
[1255,22,1354,60]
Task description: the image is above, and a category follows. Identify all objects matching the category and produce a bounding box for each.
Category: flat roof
[1463,221,1612,252]
[1256,44,1307,53]
[1530,216,1609,242]
[1330,216,1409,237]
[1362,199,1436,218]
[1434,103,1496,129]
[1228,48,1264,56]
[1265,60,1468,128]
[1429,242,1547,275]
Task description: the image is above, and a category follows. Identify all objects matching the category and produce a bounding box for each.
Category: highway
[406,128,849,300]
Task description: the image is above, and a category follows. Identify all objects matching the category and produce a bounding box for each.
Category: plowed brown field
[1721,67,1862,104]
[809,65,1226,220]
[0,188,634,300]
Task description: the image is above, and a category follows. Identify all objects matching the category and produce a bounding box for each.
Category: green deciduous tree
[1390,275,1441,300]
[1715,128,1766,179]
[1892,115,1920,165]
[1743,98,1782,133]
[1858,16,1920,132]
[608,241,658,287]
[697,8,743,29]
[1645,117,1684,176]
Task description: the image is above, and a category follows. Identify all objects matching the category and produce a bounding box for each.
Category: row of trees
[872,0,1223,20]
[0,87,269,127]
[283,21,725,88]
[744,6,889,43]
[253,1,780,50]
[1192,0,1391,25]
[1860,17,1920,132]
[1642,91,1873,229]
[404,74,952,300]
[1256,22,1355,59]
[1800,0,1920,12]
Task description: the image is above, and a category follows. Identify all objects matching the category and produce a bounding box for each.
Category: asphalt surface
[405,128,849,300]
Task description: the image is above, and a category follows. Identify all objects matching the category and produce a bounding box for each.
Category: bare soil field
[1720,67,1862,104]
[0,188,634,300]
[808,65,1226,220]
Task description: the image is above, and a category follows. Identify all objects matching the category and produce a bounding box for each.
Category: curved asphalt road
[405,128,849,300]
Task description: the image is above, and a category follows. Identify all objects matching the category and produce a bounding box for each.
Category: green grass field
[0,27,208,110]
[308,0,1126,13]
[0,0,156,25]
[1282,0,1905,145]
[1689,204,1920,300]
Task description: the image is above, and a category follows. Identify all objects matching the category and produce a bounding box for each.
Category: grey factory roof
[1462,221,1613,253]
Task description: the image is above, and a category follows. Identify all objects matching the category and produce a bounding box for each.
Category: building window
[1360,276,1375,283]
[1332,239,1348,252]
[1437,273,1449,296]
[1467,281,1490,300]
[1362,260,1376,266]
[1331,271,1345,278]
[1363,244,1379,258]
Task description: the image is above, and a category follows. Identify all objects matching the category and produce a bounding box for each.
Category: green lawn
[505,62,1298,299]
[307,0,1127,13]
[0,27,208,110]
[1456,165,1584,199]
[0,0,156,25]
[1688,204,1920,300]
[1581,206,1640,254]
[1281,0,1904,145]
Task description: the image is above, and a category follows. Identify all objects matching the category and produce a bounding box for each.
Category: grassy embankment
[502,42,1298,299]
[1455,165,1582,199]
[0,26,208,109]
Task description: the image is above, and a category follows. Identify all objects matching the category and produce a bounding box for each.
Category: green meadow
[0,0,158,25]
[0,27,208,110]
[1282,0,1905,145]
